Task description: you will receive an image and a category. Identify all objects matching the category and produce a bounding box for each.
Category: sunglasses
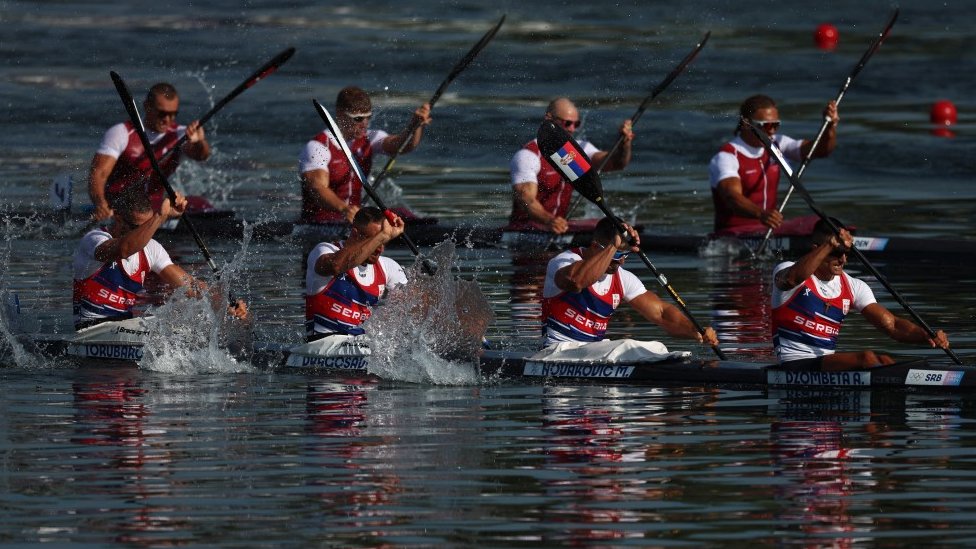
[553,116,581,130]
[828,248,849,258]
[344,112,372,123]
[750,119,781,131]
[598,243,630,261]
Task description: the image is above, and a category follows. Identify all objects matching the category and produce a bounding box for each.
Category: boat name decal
[767,370,870,386]
[906,369,963,386]
[286,354,369,370]
[523,361,635,378]
[115,326,150,336]
[852,236,889,251]
[69,344,143,361]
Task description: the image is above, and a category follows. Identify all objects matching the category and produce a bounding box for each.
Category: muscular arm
[799,100,839,159]
[513,182,568,233]
[88,153,118,221]
[553,246,618,293]
[314,218,405,277]
[182,121,211,161]
[716,177,783,229]
[381,103,431,155]
[861,303,950,348]
[589,119,633,172]
[302,169,357,223]
[93,213,168,263]
[628,291,713,342]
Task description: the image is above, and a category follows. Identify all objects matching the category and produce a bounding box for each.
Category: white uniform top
[708,134,803,189]
[771,261,878,362]
[305,241,408,296]
[298,129,390,175]
[73,229,174,280]
[96,122,188,159]
[510,138,600,186]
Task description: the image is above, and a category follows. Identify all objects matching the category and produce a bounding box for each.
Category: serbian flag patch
[548,141,591,181]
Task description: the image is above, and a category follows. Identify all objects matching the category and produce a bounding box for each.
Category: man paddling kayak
[772,218,951,371]
[88,82,211,222]
[541,217,719,349]
[73,185,247,331]
[509,98,633,235]
[710,95,838,235]
[305,207,408,341]
[300,86,431,225]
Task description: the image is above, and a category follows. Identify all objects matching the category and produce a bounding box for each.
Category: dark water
[2,0,976,545]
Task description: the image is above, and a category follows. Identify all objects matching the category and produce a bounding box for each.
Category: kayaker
[709,95,839,235]
[88,82,211,222]
[299,86,431,225]
[509,97,633,235]
[771,218,951,371]
[305,207,408,341]
[73,185,247,331]
[541,216,719,348]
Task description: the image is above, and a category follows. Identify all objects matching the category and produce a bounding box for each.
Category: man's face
[114,209,153,236]
[350,221,384,265]
[144,95,180,133]
[338,110,372,140]
[547,103,581,135]
[742,106,780,146]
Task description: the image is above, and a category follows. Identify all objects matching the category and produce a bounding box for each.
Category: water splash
[364,241,493,385]
[140,225,255,374]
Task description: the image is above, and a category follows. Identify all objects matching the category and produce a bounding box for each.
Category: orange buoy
[930,100,958,126]
[814,23,839,51]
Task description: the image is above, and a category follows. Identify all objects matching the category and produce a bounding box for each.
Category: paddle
[746,121,961,365]
[537,120,726,360]
[157,47,296,164]
[557,31,711,227]
[312,99,436,276]
[370,15,505,195]
[753,9,898,256]
[110,71,221,275]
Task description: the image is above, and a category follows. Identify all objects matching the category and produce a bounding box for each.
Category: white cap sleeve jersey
[305,241,408,296]
[510,138,600,186]
[708,134,804,189]
[298,129,390,175]
[542,249,647,301]
[72,229,174,281]
[771,261,878,311]
[96,123,187,159]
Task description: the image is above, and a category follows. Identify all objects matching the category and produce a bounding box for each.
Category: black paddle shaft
[755,9,898,256]
[111,71,220,275]
[371,15,505,194]
[157,47,296,165]
[537,120,726,360]
[312,99,436,276]
[747,123,961,365]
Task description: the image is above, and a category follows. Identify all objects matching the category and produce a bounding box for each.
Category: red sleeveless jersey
[73,247,150,329]
[712,142,780,232]
[301,132,374,224]
[105,121,182,204]
[509,139,573,229]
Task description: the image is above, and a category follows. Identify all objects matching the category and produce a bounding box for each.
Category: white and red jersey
[509,138,600,229]
[708,134,803,234]
[771,261,877,362]
[304,241,407,338]
[541,248,647,345]
[97,121,186,203]
[299,129,389,223]
[72,228,174,330]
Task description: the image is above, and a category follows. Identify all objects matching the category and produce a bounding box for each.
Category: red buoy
[814,23,839,51]
[930,100,958,126]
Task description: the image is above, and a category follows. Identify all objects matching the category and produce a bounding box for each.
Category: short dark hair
[592,216,624,244]
[352,206,386,229]
[811,217,848,245]
[735,94,776,135]
[336,86,371,114]
[111,183,152,215]
[146,83,178,104]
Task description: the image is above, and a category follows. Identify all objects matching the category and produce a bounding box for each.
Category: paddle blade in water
[536,120,604,203]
